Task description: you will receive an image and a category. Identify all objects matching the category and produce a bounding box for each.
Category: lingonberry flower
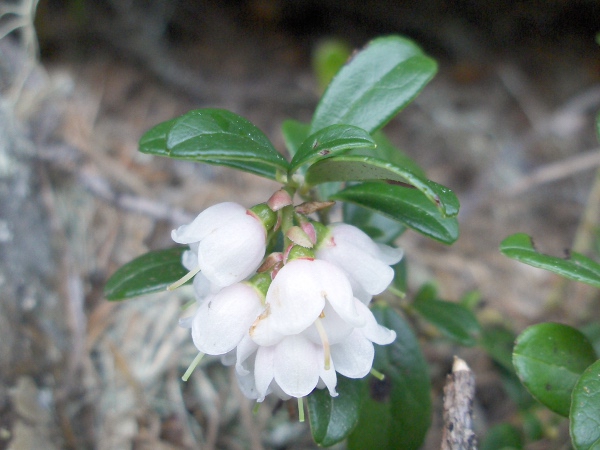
[171,202,273,291]
[315,223,404,302]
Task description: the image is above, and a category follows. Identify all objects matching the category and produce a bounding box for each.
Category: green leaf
[138,118,178,157]
[412,284,481,346]
[307,376,364,447]
[513,322,597,417]
[289,124,376,173]
[500,233,600,288]
[480,423,523,450]
[305,155,459,217]
[310,35,437,134]
[140,109,290,180]
[281,119,310,160]
[331,182,459,244]
[104,247,188,300]
[351,131,425,176]
[348,304,431,450]
[342,202,406,244]
[571,359,600,450]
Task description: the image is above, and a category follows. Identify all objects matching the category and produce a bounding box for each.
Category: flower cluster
[174,197,402,401]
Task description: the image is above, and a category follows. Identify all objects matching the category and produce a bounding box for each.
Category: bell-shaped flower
[315,223,403,302]
[249,258,364,347]
[190,282,264,356]
[172,202,269,291]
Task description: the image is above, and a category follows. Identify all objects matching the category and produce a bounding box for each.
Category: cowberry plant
[498,115,600,450]
[104,36,466,448]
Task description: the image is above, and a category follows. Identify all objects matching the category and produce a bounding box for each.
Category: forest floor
[2,1,600,449]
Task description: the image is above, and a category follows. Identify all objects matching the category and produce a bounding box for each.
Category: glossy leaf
[348,304,431,450]
[138,118,177,157]
[104,248,188,300]
[310,35,437,134]
[571,359,600,450]
[412,284,481,346]
[500,233,600,288]
[289,124,376,173]
[307,376,364,447]
[331,182,459,244]
[305,155,459,217]
[342,202,406,244]
[513,323,597,417]
[140,109,290,180]
[351,131,425,176]
[281,119,310,160]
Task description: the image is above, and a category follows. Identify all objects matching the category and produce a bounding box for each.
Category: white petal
[317,347,338,397]
[181,248,198,271]
[254,346,275,401]
[249,309,285,347]
[221,350,236,366]
[266,259,326,335]
[172,202,246,244]
[273,335,321,398]
[191,284,262,355]
[355,300,397,345]
[198,214,266,288]
[330,330,374,378]
[236,334,259,376]
[375,243,403,265]
[192,272,212,300]
[236,370,261,400]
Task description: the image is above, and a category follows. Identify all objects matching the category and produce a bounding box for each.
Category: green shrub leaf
[571,359,600,450]
[500,233,600,288]
[140,109,290,180]
[305,155,459,217]
[513,323,597,417]
[104,248,189,300]
[307,376,364,447]
[331,182,459,244]
[310,35,437,134]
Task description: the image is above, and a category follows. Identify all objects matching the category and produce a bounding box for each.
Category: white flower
[239,257,396,401]
[190,282,263,355]
[236,297,396,401]
[172,202,268,291]
[316,223,403,302]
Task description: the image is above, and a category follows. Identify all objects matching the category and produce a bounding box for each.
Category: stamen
[370,368,385,381]
[252,403,261,415]
[314,318,331,370]
[182,352,205,381]
[298,397,305,423]
[180,298,196,311]
[167,266,201,291]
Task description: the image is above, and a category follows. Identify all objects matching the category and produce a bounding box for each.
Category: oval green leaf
[104,247,189,300]
[331,182,459,244]
[348,304,431,450]
[289,124,376,173]
[571,359,600,450]
[310,35,437,134]
[305,155,459,217]
[139,118,178,157]
[413,284,481,346]
[513,322,597,417]
[307,376,364,447]
[500,233,600,288]
[141,109,290,180]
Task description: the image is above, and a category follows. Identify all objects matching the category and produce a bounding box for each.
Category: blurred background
[1,0,600,448]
